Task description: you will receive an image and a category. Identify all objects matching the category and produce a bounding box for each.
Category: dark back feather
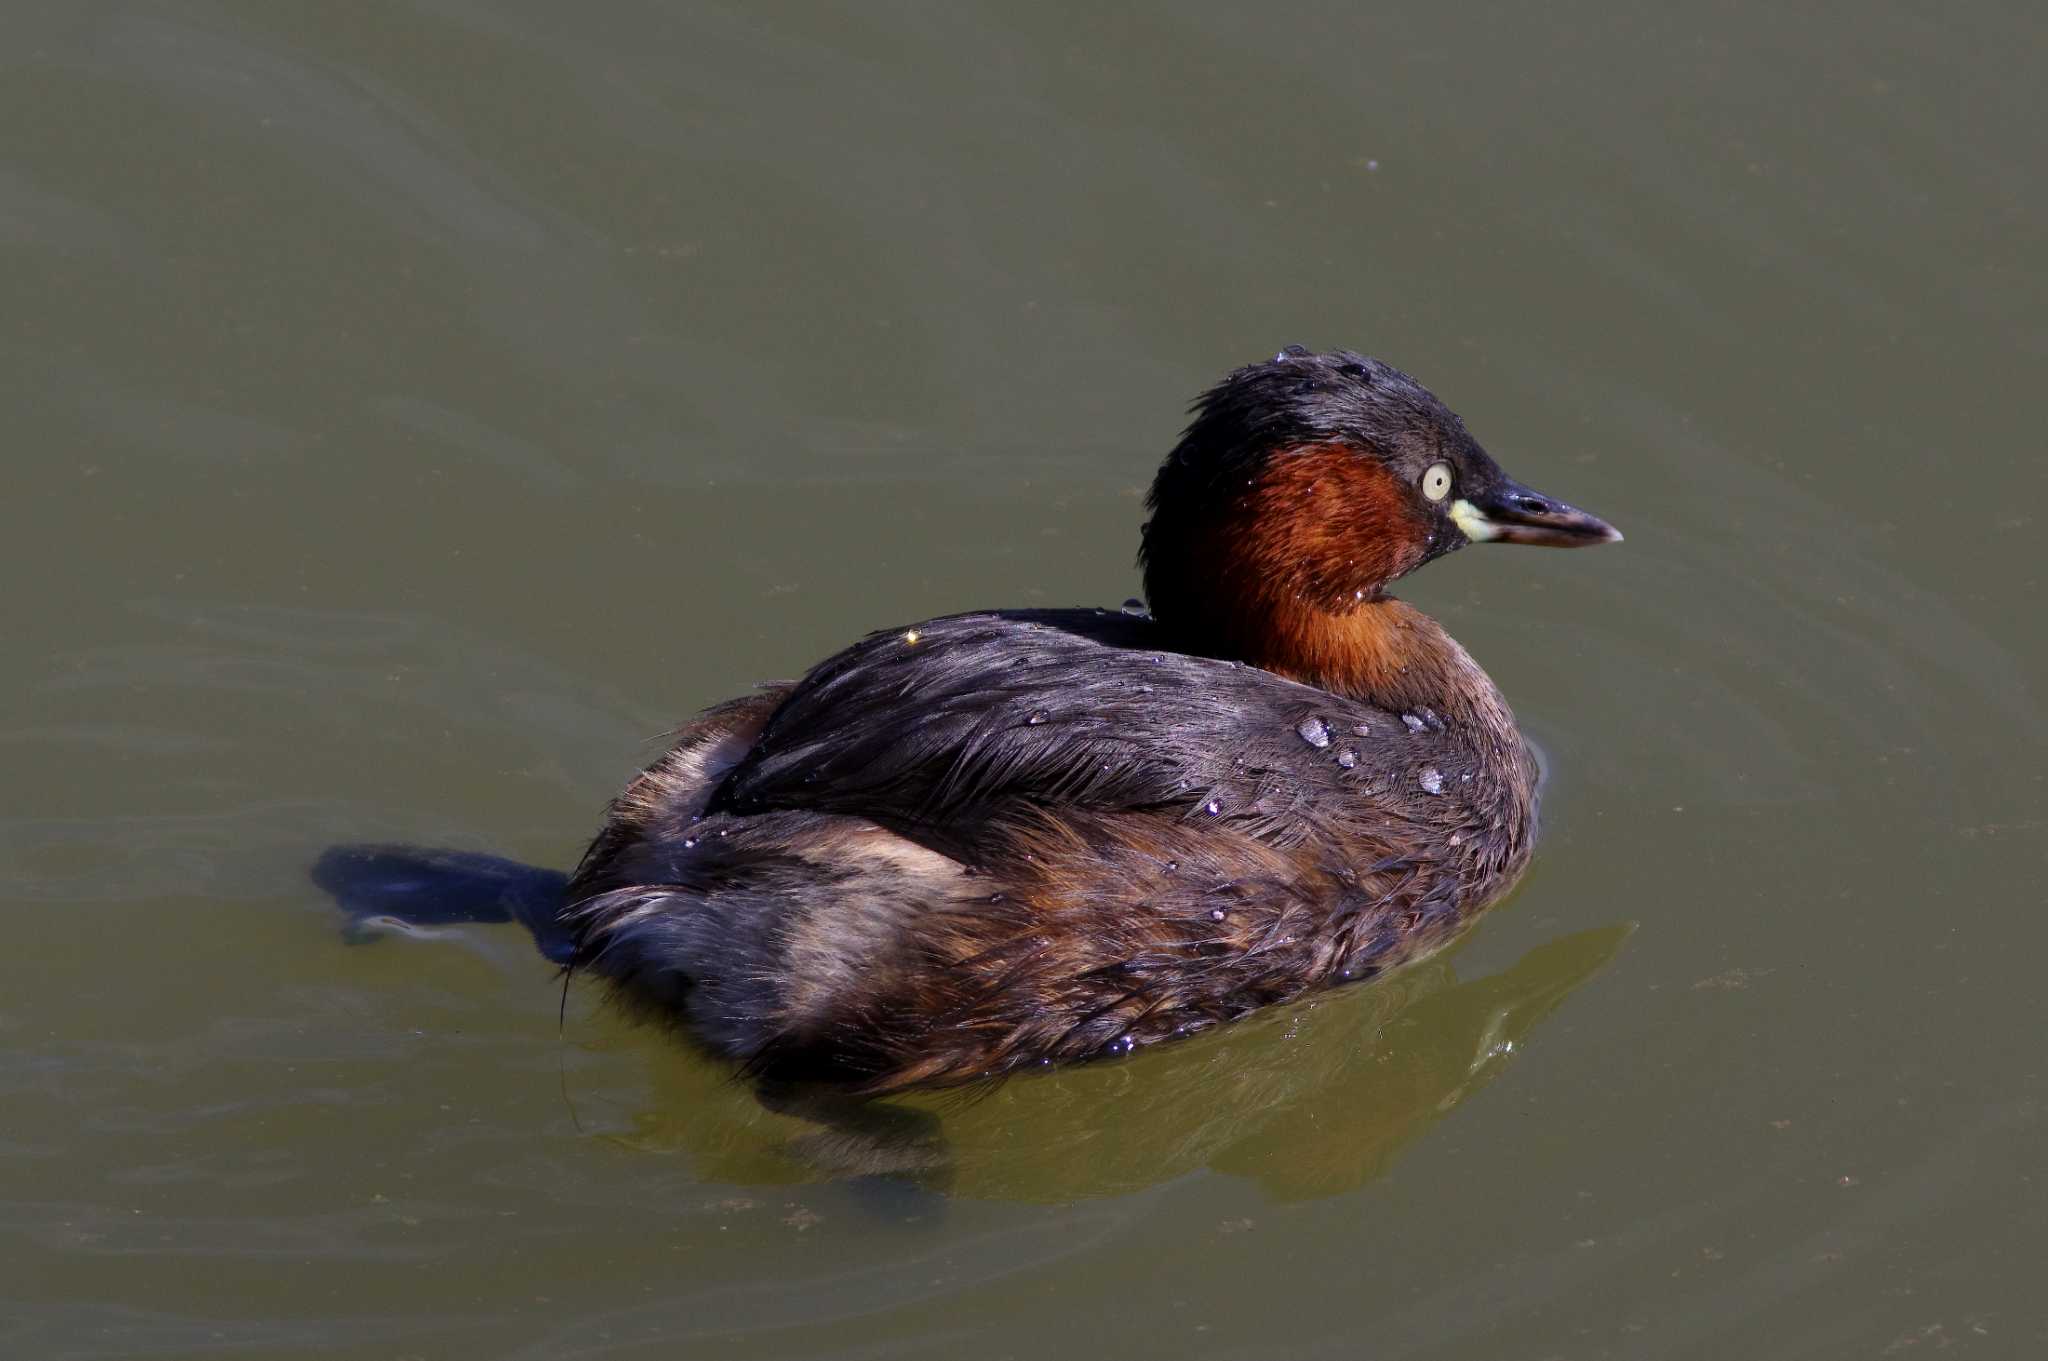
[707,609,1488,862]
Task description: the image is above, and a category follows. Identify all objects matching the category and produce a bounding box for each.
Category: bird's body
[562,348,1619,1093]
[565,605,1533,1091]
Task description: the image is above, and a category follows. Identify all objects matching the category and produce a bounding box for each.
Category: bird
[552,346,1622,1093]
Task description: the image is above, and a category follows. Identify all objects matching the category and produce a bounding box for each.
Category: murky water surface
[6,4,2045,1357]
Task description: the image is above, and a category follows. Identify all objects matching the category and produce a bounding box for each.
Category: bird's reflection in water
[589,922,1631,1204]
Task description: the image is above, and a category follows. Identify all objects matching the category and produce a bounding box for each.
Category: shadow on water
[791,921,1631,1204]
[311,842,1630,1205]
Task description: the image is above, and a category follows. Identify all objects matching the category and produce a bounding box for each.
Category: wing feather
[707,609,1445,859]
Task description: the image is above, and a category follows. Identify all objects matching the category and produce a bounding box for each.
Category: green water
[5,3,2044,1356]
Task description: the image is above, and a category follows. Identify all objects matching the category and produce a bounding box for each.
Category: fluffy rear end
[566,812,971,1081]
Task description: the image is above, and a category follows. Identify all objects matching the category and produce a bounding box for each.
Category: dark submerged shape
[567,348,1620,1093]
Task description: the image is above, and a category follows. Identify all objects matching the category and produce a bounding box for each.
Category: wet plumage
[564,348,1620,1093]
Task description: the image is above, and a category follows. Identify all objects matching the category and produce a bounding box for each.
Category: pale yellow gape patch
[1449,498,1499,542]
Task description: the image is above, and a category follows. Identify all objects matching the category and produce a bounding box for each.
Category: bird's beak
[1449,476,1622,548]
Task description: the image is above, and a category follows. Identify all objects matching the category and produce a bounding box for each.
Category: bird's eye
[1421,462,1453,502]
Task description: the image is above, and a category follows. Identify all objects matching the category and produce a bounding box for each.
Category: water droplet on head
[1336,747,1358,769]
[1026,709,1049,725]
[1120,597,1150,617]
[1419,767,1444,795]
[1210,907,1227,922]
[1203,799,1222,816]
[1402,713,1427,733]
[1295,715,1331,748]
[682,837,698,849]
[902,628,921,645]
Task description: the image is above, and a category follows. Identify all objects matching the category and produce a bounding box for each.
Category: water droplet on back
[1402,713,1427,733]
[1121,597,1150,617]
[1419,767,1444,795]
[1352,722,1371,737]
[1026,709,1049,725]
[1336,747,1358,769]
[1295,715,1331,748]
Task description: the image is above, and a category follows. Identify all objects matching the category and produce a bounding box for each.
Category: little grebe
[565,348,1620,1093]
